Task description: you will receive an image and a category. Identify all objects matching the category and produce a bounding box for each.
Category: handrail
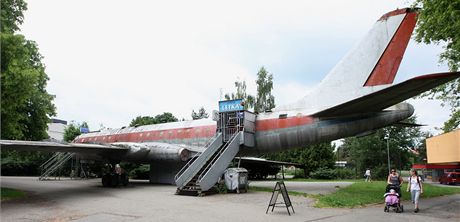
[40,152,74,180]
[174,152,200,181]
[40,153,62,176]
[41,153,73,178]
[174,133,220,182]
[197,132,239,181]
[43,153,63,169]
[40,152,60,169]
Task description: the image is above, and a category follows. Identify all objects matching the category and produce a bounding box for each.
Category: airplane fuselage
[75,103,414,162]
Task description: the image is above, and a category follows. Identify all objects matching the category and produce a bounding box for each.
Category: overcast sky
[20,0,451,134]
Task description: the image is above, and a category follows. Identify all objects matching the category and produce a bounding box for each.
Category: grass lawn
[315,181,460,208]
[1,187,26,201]
[286,178,361,182]
[249,185,315,198]
[250,181,460,208]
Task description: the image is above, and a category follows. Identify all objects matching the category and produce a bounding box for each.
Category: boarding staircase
[39,152,75,180]
[175,107,255,196]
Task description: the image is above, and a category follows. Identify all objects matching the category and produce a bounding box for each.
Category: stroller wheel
[384,206,388,212]
[401,205,404,212]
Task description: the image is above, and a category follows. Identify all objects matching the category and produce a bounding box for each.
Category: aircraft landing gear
[101,163,129,187]
[102,172,129,187]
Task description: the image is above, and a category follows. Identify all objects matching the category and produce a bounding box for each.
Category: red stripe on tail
[364,11,417,86]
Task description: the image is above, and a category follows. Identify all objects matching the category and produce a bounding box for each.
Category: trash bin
[224,168,248,193]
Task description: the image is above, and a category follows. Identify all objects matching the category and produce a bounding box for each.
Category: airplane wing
[237,157,304,167]
[0,140,197,162]
[312,72,460,118]
[0,140,129,155]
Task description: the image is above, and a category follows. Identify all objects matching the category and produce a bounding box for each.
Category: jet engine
[113,142,191,162]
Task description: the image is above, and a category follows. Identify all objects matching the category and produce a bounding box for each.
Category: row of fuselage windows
[78,128,215,143]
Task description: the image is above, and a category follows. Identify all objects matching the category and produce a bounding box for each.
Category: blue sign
[80,127,90,134]
[219,99,244,112]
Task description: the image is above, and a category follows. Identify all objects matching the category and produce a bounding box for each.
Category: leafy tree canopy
[63,122,89,142]
[255,67,275,113]
[265,142,335,175]
[0,0,27,33]
[154,112,178,124]
[191,107,209,120]
[1,0,56,140]
[130,112,178,127]
[224,67,276,113]
[339,116,423,179]
[225,80,255,110]
[414,0,460,132]
[130,116,156,127]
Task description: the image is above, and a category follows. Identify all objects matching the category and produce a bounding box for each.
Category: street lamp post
[384,133,390,173]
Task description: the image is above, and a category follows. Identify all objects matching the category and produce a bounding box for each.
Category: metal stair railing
[39,152,60,169]
[197,131,242,191]
[39,152,62,173]
[40,152,74,180]
[40,152,63,179]
[174,133,220,182]
[39,152,74,180]
[174,133,223,189]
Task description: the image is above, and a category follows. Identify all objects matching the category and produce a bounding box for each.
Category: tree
[1,149,52,176]
[1,0,56,176]
[414,0,460,132]
[1,0,56,141]
[63,122,89,142]
[224,79,255,110]
[413,131,432,164]
[341,117,423,179]
[130,116,157,127]
[254,67,275,113]
[0,0,27,33]
[265,142,335,176]
[154,112,178,124]
[129,112,178,127]
[191,107,209,120]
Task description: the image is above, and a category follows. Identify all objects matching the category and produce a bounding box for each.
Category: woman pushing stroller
[387,168,404,188]
[384,169,404,212]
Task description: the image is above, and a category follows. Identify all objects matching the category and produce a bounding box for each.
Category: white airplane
[2,8,459,194]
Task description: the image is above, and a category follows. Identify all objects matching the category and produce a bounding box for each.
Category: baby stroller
[384,184,404,213]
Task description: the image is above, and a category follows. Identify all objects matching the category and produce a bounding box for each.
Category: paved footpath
[1,177,459,222]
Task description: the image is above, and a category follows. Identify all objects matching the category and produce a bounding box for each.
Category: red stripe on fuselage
[76,115,316,143]
[255,115,315,131]
[76,125,217,143]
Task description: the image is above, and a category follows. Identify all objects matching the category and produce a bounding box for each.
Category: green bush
[128,164,150,179]
[335,168,356,179]
[310,167,336,179]
[371,165,390,180]
[293,168,306,178]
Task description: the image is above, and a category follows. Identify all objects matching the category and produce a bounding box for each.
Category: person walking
[407,169,423,213]
[386,168,403,199]
[364,168,371,182]
[387,169,403,186]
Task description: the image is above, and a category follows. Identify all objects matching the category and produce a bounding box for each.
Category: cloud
[408,98,451,134]
[19,0,451,132]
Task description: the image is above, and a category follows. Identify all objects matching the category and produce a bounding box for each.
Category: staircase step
[175,131,242,195]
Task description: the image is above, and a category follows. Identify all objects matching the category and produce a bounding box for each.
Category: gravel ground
[1,177,459,222]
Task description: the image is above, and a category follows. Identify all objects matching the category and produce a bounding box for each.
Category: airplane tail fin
[277,8,419,112]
